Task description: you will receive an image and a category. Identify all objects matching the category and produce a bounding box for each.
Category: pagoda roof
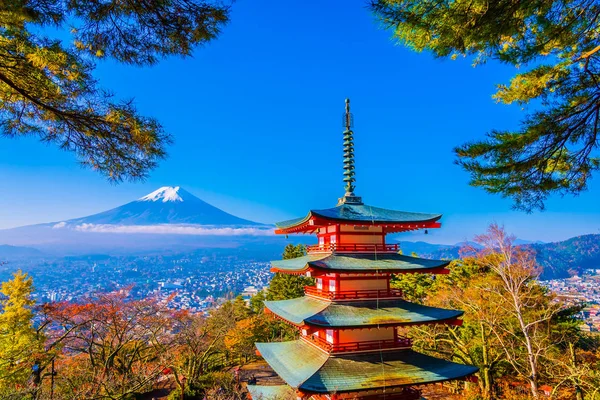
[246,385,295,399]
[256,340,478,394]
[270,253,450,274]
[264,297,463,328]
[275,203,441,233]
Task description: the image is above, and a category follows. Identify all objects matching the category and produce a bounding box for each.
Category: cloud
[73,223,274,236]
[52,222,67,229]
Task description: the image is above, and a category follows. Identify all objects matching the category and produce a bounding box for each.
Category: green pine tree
[266,244,314,301]
[1,1,229,181]
[372,0,600,211]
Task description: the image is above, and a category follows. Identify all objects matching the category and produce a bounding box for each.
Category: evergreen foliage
[281,243,307,260]
[0,0,229,181]
[391,251,435,304]
[372,0,600,211]
[266,244,314,301]
[390,272,434,304]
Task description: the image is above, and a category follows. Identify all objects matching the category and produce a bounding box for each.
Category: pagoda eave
[275,216,441,235]
[255,340,479,394]
[264,297,465,329]
[265,309,463,331]
[269,253,451,275]
[270,264,450,275]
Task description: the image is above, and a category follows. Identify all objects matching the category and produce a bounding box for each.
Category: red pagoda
[248,100,478,400]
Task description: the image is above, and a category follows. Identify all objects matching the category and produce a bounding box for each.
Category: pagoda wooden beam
[269,267,308,275]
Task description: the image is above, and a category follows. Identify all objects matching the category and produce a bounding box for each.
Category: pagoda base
[247,384,423,400]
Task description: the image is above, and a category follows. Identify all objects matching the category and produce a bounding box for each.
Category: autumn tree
[544,308,598,400]
[468,224,563,399]
[169,312,229,398]
[1,0,229,181]
[0,270,44,394]
[410,259,508,399]
[372,0,600,211]
[399,227,599,399]
[42,290,184,399]
[224,318,260,364]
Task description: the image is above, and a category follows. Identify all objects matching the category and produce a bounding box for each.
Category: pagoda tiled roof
[270,253,450,273]
[276,203,441,230]
[255,340,478,394]
[264,296,463,328]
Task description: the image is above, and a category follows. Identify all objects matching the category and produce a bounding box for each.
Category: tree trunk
[569,342,584,400]
[480,322,492,400]
[512,293,539,400]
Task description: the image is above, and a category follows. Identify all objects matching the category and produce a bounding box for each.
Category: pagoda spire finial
[338,98,363,205]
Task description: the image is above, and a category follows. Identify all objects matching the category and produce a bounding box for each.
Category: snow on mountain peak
[139,186,184,203]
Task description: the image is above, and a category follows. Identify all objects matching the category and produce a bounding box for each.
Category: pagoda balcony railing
[302,334,413,353]
[304,286,403,300]
[306,243,399,254]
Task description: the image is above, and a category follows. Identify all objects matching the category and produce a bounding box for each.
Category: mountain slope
[68,186,262,226]
[529,234,600,279]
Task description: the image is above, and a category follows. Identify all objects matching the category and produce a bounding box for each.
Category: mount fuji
[67,186,262,226]
[0,187,279,255]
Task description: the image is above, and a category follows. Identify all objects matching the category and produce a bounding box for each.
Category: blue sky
[1,0,599,244]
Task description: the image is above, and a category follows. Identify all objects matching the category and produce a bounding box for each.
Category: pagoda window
[329,279,336,292]
[330,235,337,244]
[316,278,323,290]
[319,236,325,247]
[326,329,334,344]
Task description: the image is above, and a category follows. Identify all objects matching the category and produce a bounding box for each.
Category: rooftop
[270,252,450,274]
[264,296,463,328]
[256,340,478,394]
[275,203,442,234]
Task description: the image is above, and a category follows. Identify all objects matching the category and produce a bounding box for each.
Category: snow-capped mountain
[140,186,185,202]
[66,186,262,226]
[0,186,278,254]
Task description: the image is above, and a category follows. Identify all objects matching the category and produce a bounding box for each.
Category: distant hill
[529,234,600,279]
[400,234,600,280]
[398,241,456,257]
[0,245,44,259]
